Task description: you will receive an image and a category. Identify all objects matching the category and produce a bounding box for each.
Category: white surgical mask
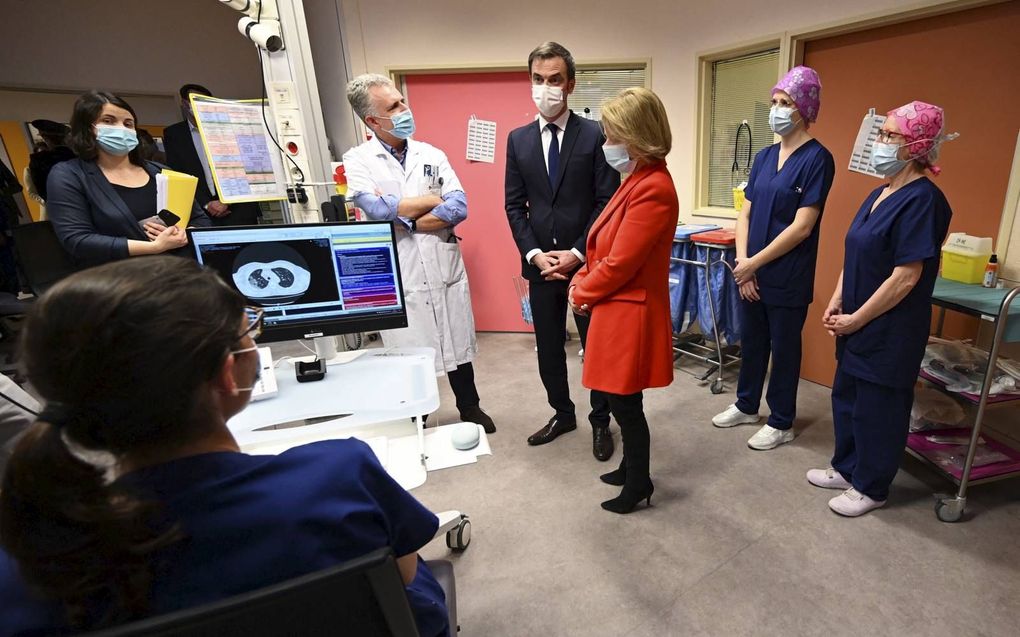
[602,143,636,174]
[230,345,261,394]
[532,84,564,119]
[869,142,909,177]
[768,106,799,136]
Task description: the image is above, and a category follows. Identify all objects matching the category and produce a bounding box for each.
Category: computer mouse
[451,422,480,450]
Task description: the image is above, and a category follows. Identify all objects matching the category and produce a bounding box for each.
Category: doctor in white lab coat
[343,73,495,433]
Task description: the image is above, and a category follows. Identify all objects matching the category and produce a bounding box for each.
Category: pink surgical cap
[773,66,821,123]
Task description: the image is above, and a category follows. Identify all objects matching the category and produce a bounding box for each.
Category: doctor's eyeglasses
[876,130,907,144]
[240,307,264,342]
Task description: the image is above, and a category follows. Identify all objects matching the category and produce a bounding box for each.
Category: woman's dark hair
[69,90,145,166]
[0,256,246,629]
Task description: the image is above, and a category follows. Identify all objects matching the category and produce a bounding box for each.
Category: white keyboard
[251,346,278,401]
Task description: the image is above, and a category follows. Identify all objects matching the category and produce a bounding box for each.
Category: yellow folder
[156,169,198,228]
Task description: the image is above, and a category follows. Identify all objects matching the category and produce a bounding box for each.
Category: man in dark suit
[164,84,261,226]
[505,42,620,461]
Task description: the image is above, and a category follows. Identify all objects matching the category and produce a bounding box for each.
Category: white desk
[229,345,484,550]
[229,347,439,489]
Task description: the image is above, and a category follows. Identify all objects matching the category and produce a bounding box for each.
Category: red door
[404,71,538,332]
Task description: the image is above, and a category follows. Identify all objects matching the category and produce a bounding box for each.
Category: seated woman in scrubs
[0,258,450,636]
[809,101,955,517]
[713,66,836,451]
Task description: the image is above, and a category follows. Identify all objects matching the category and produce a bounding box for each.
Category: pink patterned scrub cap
[773,66,821,123]
[886,100,948,176]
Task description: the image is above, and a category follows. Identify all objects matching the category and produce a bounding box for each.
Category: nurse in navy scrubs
[0,257,450,636]
[809,101,955,517]
[713,66,835,451]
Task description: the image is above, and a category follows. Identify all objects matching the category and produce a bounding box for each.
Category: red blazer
[570,162,680,395]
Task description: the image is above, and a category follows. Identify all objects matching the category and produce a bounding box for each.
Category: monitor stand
[311,335,368,366]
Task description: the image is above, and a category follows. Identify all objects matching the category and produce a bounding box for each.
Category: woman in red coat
[568,87,679,514]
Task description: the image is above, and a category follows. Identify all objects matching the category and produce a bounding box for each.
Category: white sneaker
[747,424,795,450]
[828,488,886,517]
[712,404,760,428]
[806,468,852,490]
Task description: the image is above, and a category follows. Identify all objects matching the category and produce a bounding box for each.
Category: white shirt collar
[539,108,571,133]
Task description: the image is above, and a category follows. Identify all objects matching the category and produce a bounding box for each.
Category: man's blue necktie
[546,122,559,189]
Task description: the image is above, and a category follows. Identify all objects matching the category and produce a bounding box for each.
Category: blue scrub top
[744,139,835,307]
[0,440,449,637]
[837,177,953,387]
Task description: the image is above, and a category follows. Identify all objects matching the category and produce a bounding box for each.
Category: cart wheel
[935,497,964,523]
[446,517,471,551]
[710,380,724,395]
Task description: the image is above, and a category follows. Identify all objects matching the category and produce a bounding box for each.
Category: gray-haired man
[343,74,494,433]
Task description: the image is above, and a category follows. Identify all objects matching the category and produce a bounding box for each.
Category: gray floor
[414,333,1020,636]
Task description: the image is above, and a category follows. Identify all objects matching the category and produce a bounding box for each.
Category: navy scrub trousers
[830,369,914,500]
[735,303,809,430]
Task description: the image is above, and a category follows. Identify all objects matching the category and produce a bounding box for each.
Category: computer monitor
[187,222,407,347]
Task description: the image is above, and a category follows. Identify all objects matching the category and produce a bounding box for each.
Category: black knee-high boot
[601,393,653,514]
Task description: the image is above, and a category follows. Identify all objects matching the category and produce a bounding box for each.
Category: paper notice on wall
[848,108,887,177]
[466,115,497,163]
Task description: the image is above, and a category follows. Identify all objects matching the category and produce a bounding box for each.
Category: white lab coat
[342,137,477,374]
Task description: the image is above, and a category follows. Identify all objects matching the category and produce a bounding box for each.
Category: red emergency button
[286,141,299,155]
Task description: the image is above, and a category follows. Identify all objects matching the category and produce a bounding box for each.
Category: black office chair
[11,220,77,297]
[86,548,423,637]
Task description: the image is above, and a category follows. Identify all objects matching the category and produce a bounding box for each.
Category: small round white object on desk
[451,422,480,450]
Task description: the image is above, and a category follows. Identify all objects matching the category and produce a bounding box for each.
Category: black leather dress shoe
[527,417,577,446]
[592,425,614,461]
[460,406,496,434]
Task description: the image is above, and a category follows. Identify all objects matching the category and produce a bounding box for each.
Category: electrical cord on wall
[254,2,306,184]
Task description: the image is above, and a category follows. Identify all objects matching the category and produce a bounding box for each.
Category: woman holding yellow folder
[48,91,211,267]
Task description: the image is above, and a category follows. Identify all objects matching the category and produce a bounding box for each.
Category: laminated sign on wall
[466,115,497,163]
[848,108,887,177]
[190,94,289,204]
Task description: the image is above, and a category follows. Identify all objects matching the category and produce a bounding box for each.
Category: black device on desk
[186,221,407,382]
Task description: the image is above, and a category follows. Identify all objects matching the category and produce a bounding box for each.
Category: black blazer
[504,111,620,281]
[47,158,211,266]
[164,121,261,226]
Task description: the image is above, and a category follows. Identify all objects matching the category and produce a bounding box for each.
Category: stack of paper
[155,169,199,228]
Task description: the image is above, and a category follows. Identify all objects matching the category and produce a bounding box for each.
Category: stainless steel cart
[908,279,1020,522]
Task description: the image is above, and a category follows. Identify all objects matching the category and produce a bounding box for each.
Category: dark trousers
[529,277,610,427]
[447,362,480,412]
[735,301,809,430]
[211,201,261,226]
[830,367,913,501]
[608,391,649,483]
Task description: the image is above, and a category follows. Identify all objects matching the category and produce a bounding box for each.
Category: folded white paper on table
[423,423,492,471]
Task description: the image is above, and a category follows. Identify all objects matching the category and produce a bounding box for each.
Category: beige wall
[341,0,950,220]
[0,0,263,125]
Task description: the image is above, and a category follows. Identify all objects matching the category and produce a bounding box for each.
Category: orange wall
[800,1,1020,387]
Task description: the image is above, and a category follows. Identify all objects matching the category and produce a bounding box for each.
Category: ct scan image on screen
[200,238,340,307]
[188,223,405,341]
